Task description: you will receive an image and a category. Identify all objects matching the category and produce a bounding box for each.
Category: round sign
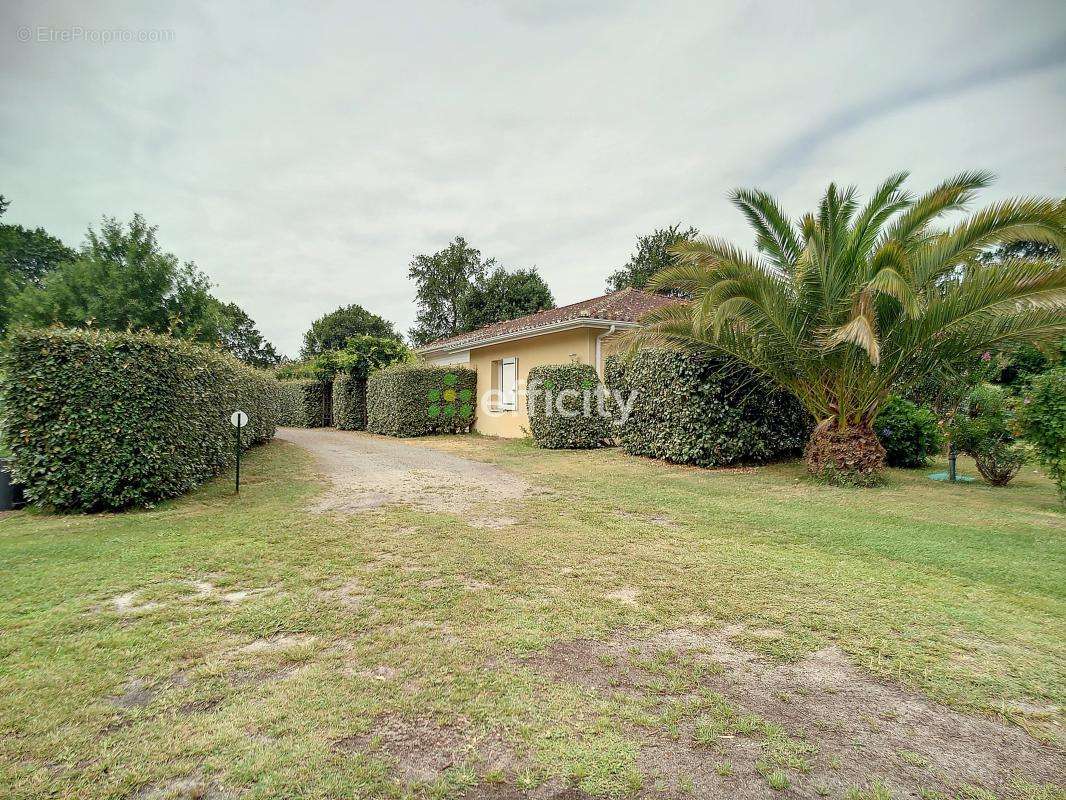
[230,410,248,428]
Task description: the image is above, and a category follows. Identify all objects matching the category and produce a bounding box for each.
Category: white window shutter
[501,357,517,411]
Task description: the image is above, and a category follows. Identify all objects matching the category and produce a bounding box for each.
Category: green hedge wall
[276,381,307,427]
[527,363,609,449]
[333,375,367,431]
[1,328,282,511]
[604,349,811,467]
[277,379,331,427]
[366,364,476,437]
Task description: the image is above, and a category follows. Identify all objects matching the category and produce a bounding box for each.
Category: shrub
[277,335,411,382]
[332,374,367,431]
[604,350,811,467]
[1017,366,1066,502]
[948,385,1025,486]
[874,396,944,468]
[526,363,609,449]
[0,327,281,511]
[366,364,476,437]
[277,379,331,427]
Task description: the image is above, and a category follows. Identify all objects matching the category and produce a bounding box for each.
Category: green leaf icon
[427,404,440,418]
[459,404,473,418]
[443,372,458,387]
[428,388,441,402]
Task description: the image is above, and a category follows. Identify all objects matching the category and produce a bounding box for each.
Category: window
[500,357,517,411]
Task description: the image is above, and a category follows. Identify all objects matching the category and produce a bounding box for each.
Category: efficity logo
[427,372,474,420]
[478,379,638,425]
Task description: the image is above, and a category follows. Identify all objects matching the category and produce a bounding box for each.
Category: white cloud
[2,0,1064,355]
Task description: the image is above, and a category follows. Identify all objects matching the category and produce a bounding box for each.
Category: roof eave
[416,318,639,356]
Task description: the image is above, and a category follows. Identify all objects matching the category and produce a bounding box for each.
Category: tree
[979,241,1064,390]
[637,172,1066,485]
[278,335,410,380]
[0,195,76,333]
[408,236,492,346]
[606,223,699,294]
[215,300,281,368]
[301,304,400,358]
[10,214,222,344]
[461,266,554,330]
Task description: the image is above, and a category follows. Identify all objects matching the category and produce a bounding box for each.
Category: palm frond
[909,198,1066,287]
[730,189,801,272]
[883,170,994,246]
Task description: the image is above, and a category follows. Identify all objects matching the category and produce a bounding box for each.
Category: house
[416,288,675,437]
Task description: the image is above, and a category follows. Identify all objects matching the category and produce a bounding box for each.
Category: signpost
[230,410,248,493]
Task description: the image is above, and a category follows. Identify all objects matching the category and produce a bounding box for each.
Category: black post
[235,419,242,494]
[948,441,957,483]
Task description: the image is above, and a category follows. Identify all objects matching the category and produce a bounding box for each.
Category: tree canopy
[11,214,222,343]
[408,236,555,345]
[214,300,281,368]
[0,195,77,333]
[461,266,554,331]
[279,334,410,380]
[408,236,491,346]
[606,223,699,294]
[5,209,282,367]
[301,304,400,358]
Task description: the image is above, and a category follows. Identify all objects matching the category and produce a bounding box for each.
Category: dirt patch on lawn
[132,770,227,800]
[108,678,157,709]
[334,714,520,785]
[109,591,161,615]
[276,428,529,521]
[525,627,1065,798]
[459,784,594,799]
[237,633,316,654]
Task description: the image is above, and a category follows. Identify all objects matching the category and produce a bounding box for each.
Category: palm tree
[636,173,1066,484]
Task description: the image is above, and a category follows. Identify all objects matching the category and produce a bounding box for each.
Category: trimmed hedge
[527,363,609,449]
[277,379,331,427]
[604,349,811,467]
[276,381,307,427]
[874,396,944,467]
[333,375,367,431]
[0,327,281,511]
[367,364,476,437]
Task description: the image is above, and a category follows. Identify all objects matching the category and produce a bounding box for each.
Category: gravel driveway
[276,428,530,526]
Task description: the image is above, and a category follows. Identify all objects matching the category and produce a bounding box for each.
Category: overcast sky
[2,1,1064,356]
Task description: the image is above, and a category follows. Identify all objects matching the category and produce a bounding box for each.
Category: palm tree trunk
[804,419,886,486]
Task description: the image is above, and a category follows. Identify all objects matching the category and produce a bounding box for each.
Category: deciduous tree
[301,304,400,358]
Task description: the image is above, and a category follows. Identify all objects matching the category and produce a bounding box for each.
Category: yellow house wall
[467,327,600,438]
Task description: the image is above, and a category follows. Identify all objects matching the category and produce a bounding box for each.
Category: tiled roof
[417,287,676,352]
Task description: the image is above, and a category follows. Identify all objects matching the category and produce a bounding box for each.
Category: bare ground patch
[276,427,529,520]
[334,714,520,785]
[132,769,226,799]
[525,627,1065,798]
[237,633,316,654]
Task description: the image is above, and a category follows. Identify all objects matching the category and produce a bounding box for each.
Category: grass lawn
[0,435,1063,799]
